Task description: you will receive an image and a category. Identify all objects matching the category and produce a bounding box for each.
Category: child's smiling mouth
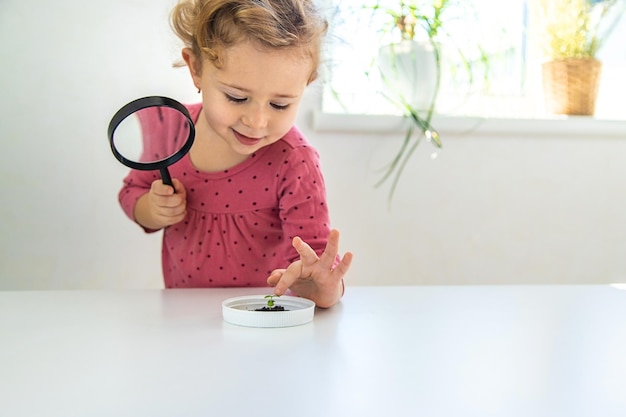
[233,129,264,146]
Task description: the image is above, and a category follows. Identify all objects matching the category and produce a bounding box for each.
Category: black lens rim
[107,96,195,171]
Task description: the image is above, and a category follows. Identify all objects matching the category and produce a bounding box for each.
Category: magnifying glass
[107,96,195,188]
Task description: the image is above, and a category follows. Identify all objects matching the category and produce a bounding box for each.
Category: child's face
[191,41,312,157]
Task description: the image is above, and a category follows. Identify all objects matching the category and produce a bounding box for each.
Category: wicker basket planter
[542,58,602,116]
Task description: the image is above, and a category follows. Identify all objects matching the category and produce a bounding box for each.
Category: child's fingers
[334,251,354,277]
[151,180,172,196]
[172,178,186,194]
[319,229,341,269]
[292,236,320,266]
[272,261,303,296]
[152,178,186,197]
[267,269,285,286]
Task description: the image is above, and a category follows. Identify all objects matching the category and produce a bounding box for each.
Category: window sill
[311,111,626,138]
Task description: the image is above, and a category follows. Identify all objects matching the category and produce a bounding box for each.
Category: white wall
[1,0,625,290]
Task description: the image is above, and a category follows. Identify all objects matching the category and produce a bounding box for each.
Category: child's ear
[182,47,202,87]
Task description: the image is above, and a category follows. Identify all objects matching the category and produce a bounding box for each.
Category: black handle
[160,167,174,191]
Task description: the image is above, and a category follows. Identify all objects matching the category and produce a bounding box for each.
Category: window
[320,0,626,121]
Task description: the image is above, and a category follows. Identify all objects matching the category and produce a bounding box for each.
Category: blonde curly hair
[170,0,328,83]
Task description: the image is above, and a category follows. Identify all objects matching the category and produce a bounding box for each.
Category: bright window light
[321,0,626,121]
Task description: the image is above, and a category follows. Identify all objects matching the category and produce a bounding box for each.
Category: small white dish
[222,295,315,328]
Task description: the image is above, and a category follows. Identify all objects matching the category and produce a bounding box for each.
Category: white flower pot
[378,40,439,113]
[222,295,315,328]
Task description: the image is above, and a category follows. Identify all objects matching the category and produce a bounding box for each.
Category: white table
[1,285,626,417]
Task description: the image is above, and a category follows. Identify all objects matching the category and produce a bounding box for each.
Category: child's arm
[267,229,353,308]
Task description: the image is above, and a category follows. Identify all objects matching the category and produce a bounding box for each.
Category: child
[118,0,352,308]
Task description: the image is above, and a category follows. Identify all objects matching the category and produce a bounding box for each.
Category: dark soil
[254,305,288,312]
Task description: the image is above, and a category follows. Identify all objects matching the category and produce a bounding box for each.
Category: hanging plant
[365,0,488,204]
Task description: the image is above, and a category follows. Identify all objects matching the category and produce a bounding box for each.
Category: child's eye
[270,103,289,110]
[225,94,246,104]
[225,93,288,110]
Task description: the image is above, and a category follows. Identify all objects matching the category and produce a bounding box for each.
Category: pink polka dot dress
[118,103,333,289]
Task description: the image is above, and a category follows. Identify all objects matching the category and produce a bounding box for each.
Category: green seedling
[255,294,286,312]
[264,294,279,308]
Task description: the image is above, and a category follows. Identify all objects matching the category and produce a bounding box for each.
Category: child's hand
[267,229,353,308]
[135,178,187,230]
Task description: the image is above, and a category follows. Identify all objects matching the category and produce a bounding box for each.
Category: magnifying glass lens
[112,106,191,164]
[108,96,195,188]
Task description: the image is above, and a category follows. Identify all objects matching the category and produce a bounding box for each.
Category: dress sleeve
[276,145,335,264]
[118,167,160,231]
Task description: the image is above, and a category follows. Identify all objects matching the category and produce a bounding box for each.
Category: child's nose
[242,106,268,130]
